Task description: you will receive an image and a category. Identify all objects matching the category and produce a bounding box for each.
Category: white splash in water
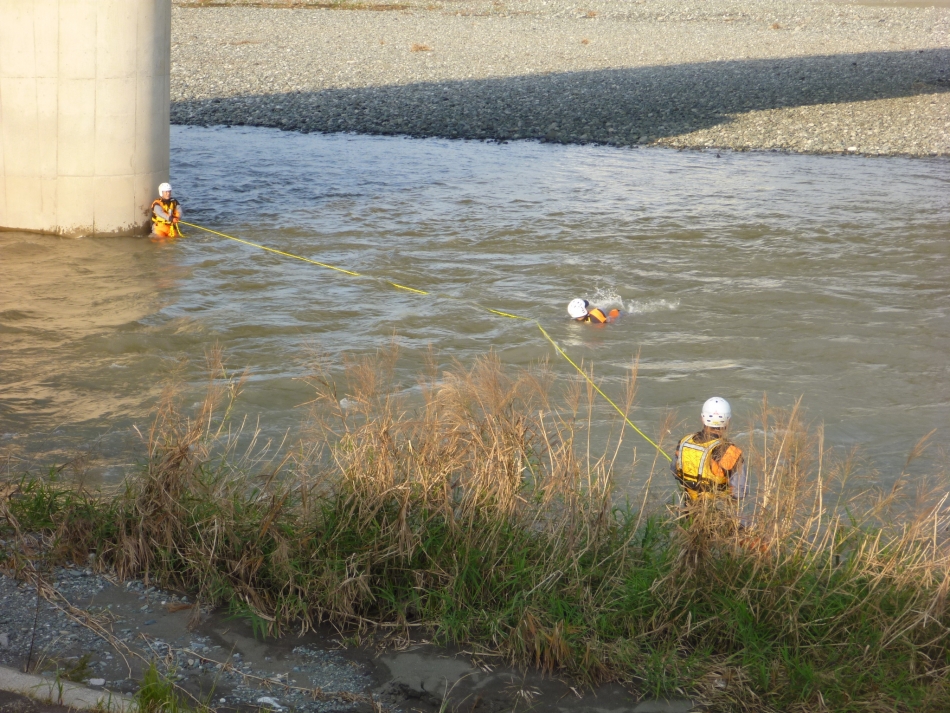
[588,287,625,310]
[580,288,679,315]
[624,298,681,314]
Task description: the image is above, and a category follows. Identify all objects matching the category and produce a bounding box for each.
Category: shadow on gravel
[172,48,950,145]
[0,690,72,713]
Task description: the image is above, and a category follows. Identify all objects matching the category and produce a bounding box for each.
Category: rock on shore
[171,0,950,156]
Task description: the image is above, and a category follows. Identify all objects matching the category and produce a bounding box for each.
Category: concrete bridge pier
[0,0,170,237]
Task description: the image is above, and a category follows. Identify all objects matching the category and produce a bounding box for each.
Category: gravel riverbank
[0,565,663,712]
[0,567,374,712]
[171,0,950,156]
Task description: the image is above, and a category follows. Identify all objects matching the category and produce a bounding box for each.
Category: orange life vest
[578,307,619,324]
[151,198,181,238]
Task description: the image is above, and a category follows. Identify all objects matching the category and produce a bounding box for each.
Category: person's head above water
[158,182,172,200]
[568,298,589,319]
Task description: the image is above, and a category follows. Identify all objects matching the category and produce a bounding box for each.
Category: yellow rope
[178,220,670,460]
[535,323,671,461]
[387,282,429,295]
[181,222,361,277]
[486,308,531,320]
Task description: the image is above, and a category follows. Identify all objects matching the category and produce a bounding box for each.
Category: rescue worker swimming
[672,397,746,503]
[150,182,182,239]
[568,298,620,324]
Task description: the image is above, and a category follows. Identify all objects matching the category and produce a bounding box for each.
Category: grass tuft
[3,349,949,711]
[135,663,208,713]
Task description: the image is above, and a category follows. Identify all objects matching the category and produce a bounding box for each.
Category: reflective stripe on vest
[151,199,178,225]
[675,435,728,490]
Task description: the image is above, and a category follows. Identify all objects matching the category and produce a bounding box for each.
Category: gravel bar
[173,0,950,155]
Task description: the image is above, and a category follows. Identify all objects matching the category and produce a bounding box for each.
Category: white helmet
[567,298,589,319]
[158,182,172,194]
[701,397,731,428]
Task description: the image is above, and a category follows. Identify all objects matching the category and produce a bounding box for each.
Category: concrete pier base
[0,0,170,237]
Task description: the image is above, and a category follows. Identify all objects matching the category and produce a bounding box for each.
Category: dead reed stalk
[3,349,950,711]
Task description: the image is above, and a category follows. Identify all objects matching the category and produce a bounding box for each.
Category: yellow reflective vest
[673,433,743,501]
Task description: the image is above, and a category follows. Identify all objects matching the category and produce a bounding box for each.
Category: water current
[2,126,948,491]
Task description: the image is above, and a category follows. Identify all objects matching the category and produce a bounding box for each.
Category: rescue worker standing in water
[672,397,746,504]
[150,182,182,239]
[568,298,620,324]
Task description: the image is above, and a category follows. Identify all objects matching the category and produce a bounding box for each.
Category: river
[2,126,948,489]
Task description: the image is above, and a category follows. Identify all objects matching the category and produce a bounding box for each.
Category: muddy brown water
[1,127,948,494]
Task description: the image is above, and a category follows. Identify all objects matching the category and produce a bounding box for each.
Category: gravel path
[170,0,949,155]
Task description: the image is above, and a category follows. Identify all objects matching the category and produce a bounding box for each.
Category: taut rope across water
[180,220,672,461]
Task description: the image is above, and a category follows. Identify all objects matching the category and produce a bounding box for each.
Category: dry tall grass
[4,349,950,711]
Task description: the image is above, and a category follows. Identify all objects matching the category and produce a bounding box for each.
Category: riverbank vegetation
[2,350,949,712]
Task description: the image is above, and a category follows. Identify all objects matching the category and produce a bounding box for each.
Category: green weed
[137,663,187,713]
[3,349,949,712]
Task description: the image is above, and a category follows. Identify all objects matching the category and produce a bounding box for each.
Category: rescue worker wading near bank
[151,182,182,239]
[568,298,620,324]
[672,397,746,506]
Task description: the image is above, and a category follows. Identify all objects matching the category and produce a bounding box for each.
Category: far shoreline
[170,0,950,157]
[169,119,950,159]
